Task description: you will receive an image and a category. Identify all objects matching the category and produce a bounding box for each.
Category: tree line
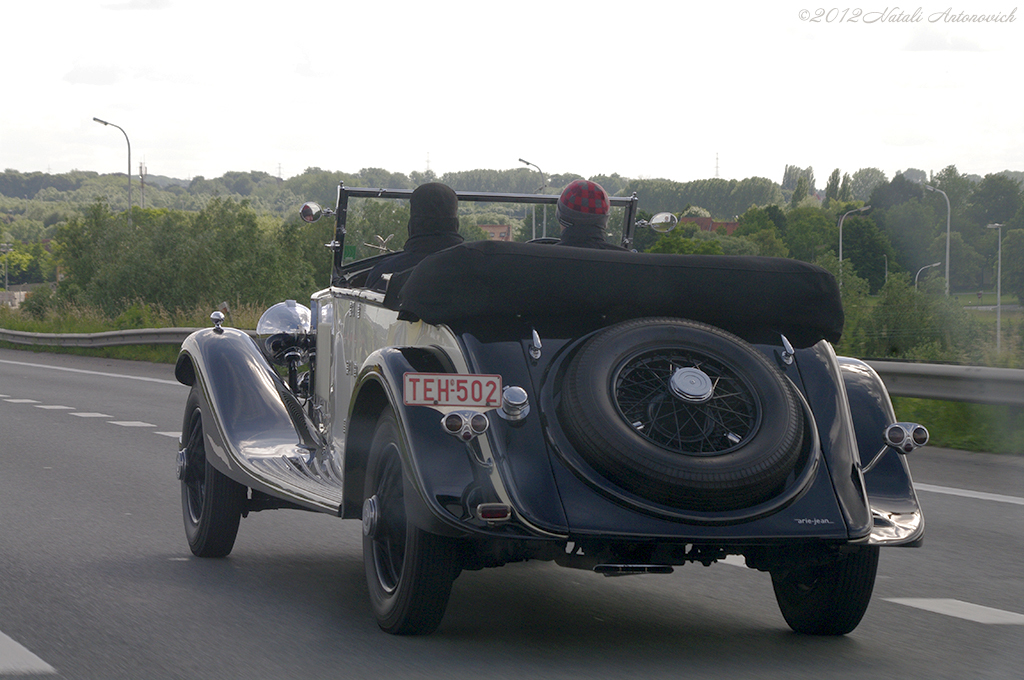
[3,164,1024,361]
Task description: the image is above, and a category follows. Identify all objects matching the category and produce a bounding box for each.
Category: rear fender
[345,346,482,537]
[839,357,925,546]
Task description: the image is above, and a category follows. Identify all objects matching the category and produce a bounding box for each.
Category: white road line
[3,398,39,404]
[156,431,180,438]
[109,421,156,428]
[915,483,1024,506]
[0,630,56,675]
[70,412,113,418]
[885,598,1024,624]
[0,357,180,386]
[34,404,75,410]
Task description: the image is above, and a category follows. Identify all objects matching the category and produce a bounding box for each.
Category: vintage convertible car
[174,185,928,636]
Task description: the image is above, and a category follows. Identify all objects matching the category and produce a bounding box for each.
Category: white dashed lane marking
[885,599,1024,624]
[3,398,39,404]
[70,412,112,418]
[109,421,156,428]
[915,483,1024,506]
[0,630,56,675]
[34,404,75,410]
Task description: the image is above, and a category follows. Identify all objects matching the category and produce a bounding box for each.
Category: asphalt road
[1,348,1022,679]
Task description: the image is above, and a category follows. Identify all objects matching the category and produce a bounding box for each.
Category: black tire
[559,318,804,511]
[362,408,459,635]
[771,546,879,635]
[180,387,246,558]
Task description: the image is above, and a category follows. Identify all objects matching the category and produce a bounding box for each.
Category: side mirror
[300,202,324,223]
[649,212,678,233]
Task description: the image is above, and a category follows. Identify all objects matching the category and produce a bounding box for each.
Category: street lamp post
[923,184,950,296]
[93,117,132,227]
[837,205,870,286]
[915,261,941,290]
[986,223,1004,352]
[519,158,547,238]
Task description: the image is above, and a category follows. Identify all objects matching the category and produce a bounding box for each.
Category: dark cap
[408,183,459,236]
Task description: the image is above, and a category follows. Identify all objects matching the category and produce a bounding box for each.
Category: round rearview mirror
[649,212,678,233]
[299,202,323,223]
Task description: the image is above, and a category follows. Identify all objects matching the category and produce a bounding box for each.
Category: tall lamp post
[93,117,132,227]
[519,158,546,238]
[986,223,1004,352]
[837,204,870,286]
[915,261,941,290]
[923,184,950,296]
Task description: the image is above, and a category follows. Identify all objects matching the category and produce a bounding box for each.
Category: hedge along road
[0,347,1021,680]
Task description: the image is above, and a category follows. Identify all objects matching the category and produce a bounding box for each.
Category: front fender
[175,327,338,513]
[839,357,925,546]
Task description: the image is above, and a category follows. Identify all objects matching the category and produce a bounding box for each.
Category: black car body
[174,185,927,635]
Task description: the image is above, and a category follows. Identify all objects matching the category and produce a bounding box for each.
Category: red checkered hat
[557,180,610,228]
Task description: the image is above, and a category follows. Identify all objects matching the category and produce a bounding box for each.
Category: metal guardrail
[2,327,1023,405]
[0,327,203,348]
[864,360,1024,406]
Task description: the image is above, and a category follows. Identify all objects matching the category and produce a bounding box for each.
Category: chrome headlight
[256,300,312,366]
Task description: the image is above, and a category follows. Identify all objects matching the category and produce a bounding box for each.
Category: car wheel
[559,318,804,511]
[180,387,246,558]
[771,546,879,635]
[362,408,459,635]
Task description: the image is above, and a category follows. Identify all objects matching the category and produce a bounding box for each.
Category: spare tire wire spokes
[615,349,757,456]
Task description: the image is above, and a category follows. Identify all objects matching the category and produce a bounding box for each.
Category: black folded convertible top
[394,240,843,348]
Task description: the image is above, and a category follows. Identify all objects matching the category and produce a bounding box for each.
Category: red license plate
[403,373,502,408]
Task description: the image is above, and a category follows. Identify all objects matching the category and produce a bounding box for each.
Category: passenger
[365,182,463,290]
[554,179,627,251]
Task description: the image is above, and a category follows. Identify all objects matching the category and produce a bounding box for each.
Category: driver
[555,179,627,251]
[365,182,464,290]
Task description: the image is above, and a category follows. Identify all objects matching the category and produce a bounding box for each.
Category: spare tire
[559,318,804,511]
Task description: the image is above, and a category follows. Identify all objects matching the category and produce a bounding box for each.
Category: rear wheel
[771,546,879,635]
[179,387,246,558]
[362,408,459,635]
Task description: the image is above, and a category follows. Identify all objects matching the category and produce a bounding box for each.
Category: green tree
[928,231,982,292]
[744,227,789,257]
[789,175,809,210]
[783,206,833,262]
[839,173,854,202]
[968,173,1023,228]
[850,168,887,201]
[648,231,724,255]
[839,215,896,292]
[1000,228,1024,303]
[824,168,841,207]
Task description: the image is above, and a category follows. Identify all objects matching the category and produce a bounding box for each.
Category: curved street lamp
[93,117,132,227]
[986,223,1004,352]
[519,158,547,239]
[923,184,950,296]
[915,261,941,290]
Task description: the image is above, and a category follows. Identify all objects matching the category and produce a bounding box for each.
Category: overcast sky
[2,0,1021,186]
